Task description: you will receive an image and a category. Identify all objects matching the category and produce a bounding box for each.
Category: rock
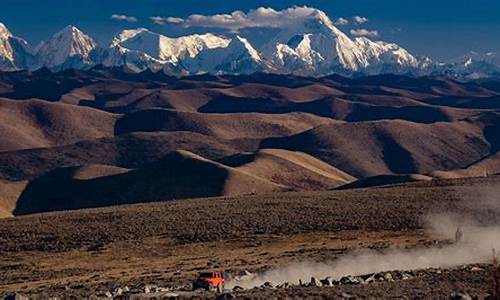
[232,286,244,292]
[261,282,274,289]
[4,293,29,300]
[450,292,472,300]
[471,267,483,272]
[277,282,290,289]
[309,277,321,287]
[144,284,159,293]
[341,292,354,299]
[340,275,360,285]
[128,288,142,294]
[402,273,412,281]
[360,273,376,284]
[235,270,256,281]
[105,291,113,298]
[320,277,333,287]
[383,272,394,282]
[111,287,123,296]
[159,293,179,298]
[216,293,236,300]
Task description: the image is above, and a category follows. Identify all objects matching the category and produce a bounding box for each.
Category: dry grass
[0,176,498,298]
[492,249,500,298]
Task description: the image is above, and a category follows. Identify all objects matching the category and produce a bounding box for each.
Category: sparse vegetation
[0,176,499,298]
[492,249,500,298]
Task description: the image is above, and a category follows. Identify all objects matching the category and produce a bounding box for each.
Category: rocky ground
[1,176,500,299]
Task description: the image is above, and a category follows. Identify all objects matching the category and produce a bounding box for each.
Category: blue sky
[1,0,499,61]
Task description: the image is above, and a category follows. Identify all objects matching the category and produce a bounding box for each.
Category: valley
[0,69,499,298]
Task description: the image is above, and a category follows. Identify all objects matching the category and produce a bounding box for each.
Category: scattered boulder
[320,277,333,287]
[340,275,360,285]
[4,293,29,300]
[128,287,142,294]
[232,286,244,292]
[159,292,180,298]
[450,292,472,300]
[383,272,394,282]
[309,277,321,287]
[111,287,123,296]
[360,273,376,284]
[261,282,274,289]
[216,293,236,300]
[235,270,256,282]
[276,282,290,289]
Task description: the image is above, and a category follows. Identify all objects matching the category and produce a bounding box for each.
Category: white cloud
[350,28,379,37]
[150,16,184,25]
[353,16,369,24]
[335,17,349,26]
[150,6,328,30]
[111,14,138,23]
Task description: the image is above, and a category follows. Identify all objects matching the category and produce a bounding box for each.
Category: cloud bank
[111,14,138,23]
[150,6,327,30]
[353,16,369,24]
[335,17,349,26]
[350,28,379,37]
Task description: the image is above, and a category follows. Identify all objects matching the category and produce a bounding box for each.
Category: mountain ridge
[0,10,448,77]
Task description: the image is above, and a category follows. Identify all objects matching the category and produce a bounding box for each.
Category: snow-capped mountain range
[0,8,499,78]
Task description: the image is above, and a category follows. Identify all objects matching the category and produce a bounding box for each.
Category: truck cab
[193,272,225,292]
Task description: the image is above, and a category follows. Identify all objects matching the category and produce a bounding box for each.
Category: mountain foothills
[0,7,499,78]
[1,67,500,217]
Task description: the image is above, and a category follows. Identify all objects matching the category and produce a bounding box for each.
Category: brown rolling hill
[87,83,344,113]
[0,132,244,181]
[1,70,500,216]
[336,174,433,190]
[0,99,119,152]
[220,149,355,190]
[41,164,130,181]
[0,180,27,218]
[114,109,336,139]
[13,150,288,215]
[262,119,493,178]
[4,149,352,217]
[432,151,500,179]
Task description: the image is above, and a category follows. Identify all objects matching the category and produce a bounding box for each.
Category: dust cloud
[227,185,500,289]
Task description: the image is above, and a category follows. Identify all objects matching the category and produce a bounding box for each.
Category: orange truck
[193,272,225,292]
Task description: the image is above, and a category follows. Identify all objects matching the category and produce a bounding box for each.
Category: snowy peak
[451,51,500,67]
[0,22,14,63]
[0,22,12,39]
[110,28,149,47]
[108,29,230,64]
[184,35,269,74]
[229,36,263,62]
[0,22,33,71]
[354,37,419,67]
[35,25,97,68]
[439,51,500,79]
